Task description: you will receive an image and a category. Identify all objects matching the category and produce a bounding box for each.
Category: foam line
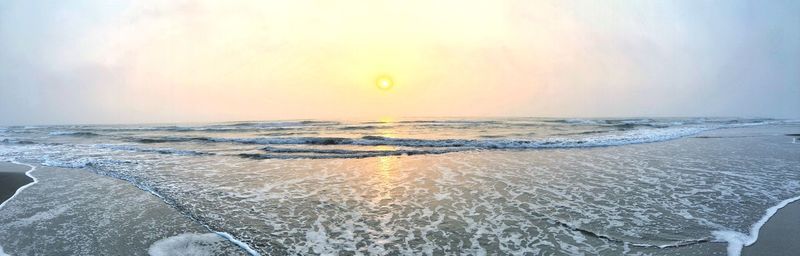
[111,175,262,256]
[140,189,261,255]
[0,160,38,210]
[712,195,800,256]
[215,232,260,256]
[40,163,261,255]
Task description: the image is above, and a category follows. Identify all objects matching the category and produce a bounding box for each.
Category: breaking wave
[48,131,101,137]
[129,126,711,150]
[0,117,796,255]
[98,145,214,156]
[240,147,462,159]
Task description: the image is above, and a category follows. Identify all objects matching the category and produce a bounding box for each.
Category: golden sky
[0,0,798,124]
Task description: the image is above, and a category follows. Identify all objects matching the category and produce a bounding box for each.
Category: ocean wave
[41,157,135,169]
[396,120,502,125]
[0,139,36,145]
[98,145,214,156]
[240,147,460,159]
[93,126,300,133]
[17,118,780,137]
[45,119,783,161]
[69,121,339,133]
[562,119,604,125]
[42,157,97,169]
[130,137,213,144]
[124,126,719,151]
[48,131,101,136]
[260,131,319,136]
[552,130,609,136]
[542,118,776,127]
[260,146,389,154]
[279,126,704,149]
[335,125,382,130]
[478,134,506,138]
[253,146,464,158]
[221,120,340,127]
[607,123,667,130]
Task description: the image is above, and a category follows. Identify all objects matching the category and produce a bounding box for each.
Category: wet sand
[1,127,799,256]
[1,165,797,255]
[0,162,247,255]
[742,133,800,254]
[0,162,32,205]
[743,200,800,255]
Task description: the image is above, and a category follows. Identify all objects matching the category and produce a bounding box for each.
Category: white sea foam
[97,144,212,156]
[0,118,795,255]
[47,131,70,136]
[132,121,773,154]
[6,204,71,228]
[148,233,228,256]
[214,232,260,256]
[149,199,261,255]
[36,154,262,256]
[712,195,800,256]
[169,126,708,150]
[563,118,602,125]
[0,245,9,256]
[42,157,94,169]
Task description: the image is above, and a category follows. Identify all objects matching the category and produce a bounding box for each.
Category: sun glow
[376,76,394,91]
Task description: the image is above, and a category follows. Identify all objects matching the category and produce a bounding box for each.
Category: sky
[0,0,798,125]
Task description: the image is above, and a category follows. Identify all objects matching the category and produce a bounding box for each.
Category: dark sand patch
[0,162,33,205]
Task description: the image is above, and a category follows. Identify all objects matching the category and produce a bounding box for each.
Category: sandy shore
[742,199,800,255]
[0,161,247,255]
[1,159,799,255]
[0,162,32,205]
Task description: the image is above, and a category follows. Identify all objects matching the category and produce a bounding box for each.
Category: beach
[0,162,247,255]
[742,198,800,255]
[1,0,797,254]
[2,161,798,255]
[0,118,798,255]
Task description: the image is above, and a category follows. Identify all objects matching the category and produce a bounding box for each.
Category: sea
[0,117,798,255]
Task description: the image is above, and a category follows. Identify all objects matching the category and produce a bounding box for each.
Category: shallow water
[0,118,797,255]
[0,165,246,256]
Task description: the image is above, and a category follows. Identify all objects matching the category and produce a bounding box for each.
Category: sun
[376,76,394,90]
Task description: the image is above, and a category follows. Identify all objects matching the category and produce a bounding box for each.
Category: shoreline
[0,161,258,256]
[0,161,37,210]
[741,197,800,255]
[0,161,248,255]
[0,154,798,255]
[712,195,800,256]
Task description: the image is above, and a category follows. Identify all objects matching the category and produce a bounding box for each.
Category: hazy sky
[1,1,798,125]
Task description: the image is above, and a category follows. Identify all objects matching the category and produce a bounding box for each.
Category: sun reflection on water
[373,155,399,203]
